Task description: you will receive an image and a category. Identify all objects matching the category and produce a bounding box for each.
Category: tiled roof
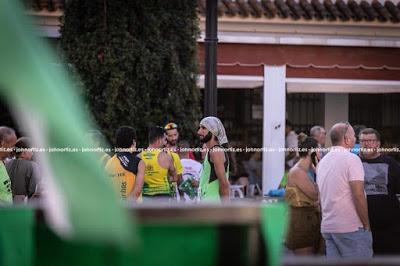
[24,0,400,23]
[197,0,400,23]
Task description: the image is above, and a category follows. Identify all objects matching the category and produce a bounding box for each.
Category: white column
[324,93,349,147]
[262,65,286,195]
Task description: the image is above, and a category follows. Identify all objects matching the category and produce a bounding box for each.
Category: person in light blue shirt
[351,124,366,155]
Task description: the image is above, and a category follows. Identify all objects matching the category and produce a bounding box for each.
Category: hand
[191,179,199,188]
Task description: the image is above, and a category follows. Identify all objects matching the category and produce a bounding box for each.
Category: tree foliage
[60,0,201,147]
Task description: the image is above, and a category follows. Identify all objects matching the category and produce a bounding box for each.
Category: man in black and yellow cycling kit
[105,126,144,202]
[134,126,177,202]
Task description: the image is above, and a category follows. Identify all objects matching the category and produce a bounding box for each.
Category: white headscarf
[199,116,228,145]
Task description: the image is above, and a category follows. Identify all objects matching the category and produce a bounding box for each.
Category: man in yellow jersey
[134,126,177,202]
[105,126,144,202]
[164,122,183,193]
[197,117,230,202]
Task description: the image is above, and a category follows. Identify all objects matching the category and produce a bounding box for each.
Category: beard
[167,139,177,146]
[199,131,213,143]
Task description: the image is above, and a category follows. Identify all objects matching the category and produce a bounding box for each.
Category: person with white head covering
[197,116,230,202]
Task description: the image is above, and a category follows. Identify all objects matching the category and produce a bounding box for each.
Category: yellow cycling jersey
[170,152,183,175]
[140,149,174,196]
[105,154,136,200]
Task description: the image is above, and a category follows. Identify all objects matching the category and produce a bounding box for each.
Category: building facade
[27,0,400,150]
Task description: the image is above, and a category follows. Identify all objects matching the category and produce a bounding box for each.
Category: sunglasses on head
[164,122,178,130]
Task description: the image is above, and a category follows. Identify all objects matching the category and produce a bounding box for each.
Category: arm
[210,150,230,201]
[176,174,183,184]
[172,153,183,184]
[167,155,177,182]
[349,180,370,230]
[133,160,145,201]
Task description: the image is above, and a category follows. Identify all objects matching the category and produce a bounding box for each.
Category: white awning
[198,75,400,93]
[197,75,263,89]
[286,78,400,93]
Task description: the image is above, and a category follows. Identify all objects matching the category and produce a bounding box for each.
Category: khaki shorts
[285,206,324,252]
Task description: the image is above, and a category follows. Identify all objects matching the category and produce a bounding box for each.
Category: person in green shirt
[0,126,17,204]
[197,117,230,202]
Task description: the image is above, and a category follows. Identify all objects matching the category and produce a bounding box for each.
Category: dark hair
[115,126,136,149]
[298,137,318,158]
[148,126,165,144]
[178,140,190,149]
[360,128,381,141]
[15,137,31,157]
[354,124,366,142]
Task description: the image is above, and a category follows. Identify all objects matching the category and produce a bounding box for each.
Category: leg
[322,233,341,258]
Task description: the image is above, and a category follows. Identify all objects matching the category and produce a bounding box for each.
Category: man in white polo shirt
[317,122,372,258]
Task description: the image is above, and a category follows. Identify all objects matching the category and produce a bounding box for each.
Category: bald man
[317,122,372,258]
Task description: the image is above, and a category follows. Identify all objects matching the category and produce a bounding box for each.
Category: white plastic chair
[230,184,245,199]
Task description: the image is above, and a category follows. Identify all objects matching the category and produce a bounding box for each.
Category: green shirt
[199,150,229,202]
[0,161,13,204]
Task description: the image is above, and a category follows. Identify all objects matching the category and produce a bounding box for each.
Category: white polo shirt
[317,146,365,233]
